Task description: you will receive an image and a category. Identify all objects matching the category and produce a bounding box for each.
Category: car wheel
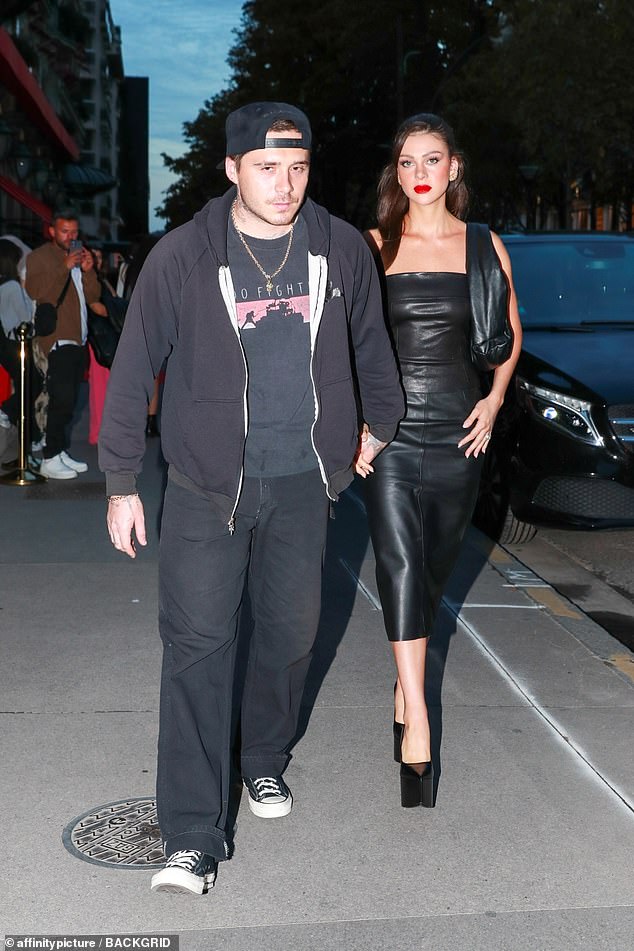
[472,441,538,544]
[472,442,509,540]
[499,510,538,545]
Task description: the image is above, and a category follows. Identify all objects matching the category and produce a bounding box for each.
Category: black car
[473,231,634,543]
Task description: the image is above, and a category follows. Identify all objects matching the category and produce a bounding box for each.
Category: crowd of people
[0,221,161,476]
[2,99,522,898]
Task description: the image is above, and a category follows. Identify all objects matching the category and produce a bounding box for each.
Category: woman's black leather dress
[365,272,484,641]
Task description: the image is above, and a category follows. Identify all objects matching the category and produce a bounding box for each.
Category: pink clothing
[88,345,110,444]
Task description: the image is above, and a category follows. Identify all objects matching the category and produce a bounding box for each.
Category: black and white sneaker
[150,849,217,895]
[243,775,293,818]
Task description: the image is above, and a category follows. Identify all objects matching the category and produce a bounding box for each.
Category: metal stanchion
[0,321,46,485]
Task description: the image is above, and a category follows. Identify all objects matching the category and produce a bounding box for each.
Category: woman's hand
[458,394,502,458]
[355,425,387,477]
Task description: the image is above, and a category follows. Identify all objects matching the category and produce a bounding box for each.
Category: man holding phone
[26,209,100,479]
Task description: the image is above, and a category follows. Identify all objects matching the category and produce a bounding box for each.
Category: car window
[506,240,634,326]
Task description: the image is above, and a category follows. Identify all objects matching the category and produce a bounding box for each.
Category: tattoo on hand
[365,433,386,454]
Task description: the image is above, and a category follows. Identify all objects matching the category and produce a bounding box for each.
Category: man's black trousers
[156,468,330,860]
[44,343,86,459]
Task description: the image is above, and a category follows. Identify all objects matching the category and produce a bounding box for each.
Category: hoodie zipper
[218,265,248,533]
[308,253,336,501]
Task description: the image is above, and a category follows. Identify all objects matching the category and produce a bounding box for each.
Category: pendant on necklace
[266,280,273,294]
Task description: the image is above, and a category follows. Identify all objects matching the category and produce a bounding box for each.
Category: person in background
[0,238,39,436]
[361,113,521,808]
[86,246,122,445]
[99,101,404,896]
[26,210,100,479]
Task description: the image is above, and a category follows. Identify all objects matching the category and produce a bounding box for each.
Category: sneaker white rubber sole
[244,783,293,819]
[150,866,216,895]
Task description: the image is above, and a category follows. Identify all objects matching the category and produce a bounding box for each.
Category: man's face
[49,218,79,252]
[225,130,310,235]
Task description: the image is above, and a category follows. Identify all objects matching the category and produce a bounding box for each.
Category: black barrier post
[0,322,46,485]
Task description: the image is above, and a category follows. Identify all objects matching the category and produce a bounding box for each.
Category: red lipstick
[414,185,431,194]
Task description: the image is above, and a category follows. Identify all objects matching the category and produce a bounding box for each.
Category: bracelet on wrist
[107,493,139,503]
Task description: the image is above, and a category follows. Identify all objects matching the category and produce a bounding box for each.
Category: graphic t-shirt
[227,214,317,477]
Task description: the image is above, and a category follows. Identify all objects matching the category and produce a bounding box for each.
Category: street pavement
[1,400,634,951]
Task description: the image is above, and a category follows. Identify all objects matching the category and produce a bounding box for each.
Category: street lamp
[14,141,32,181]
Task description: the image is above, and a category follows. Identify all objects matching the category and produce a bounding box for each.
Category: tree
[158,0,486,228]
[158,0,634,232]
[440,0,634,228]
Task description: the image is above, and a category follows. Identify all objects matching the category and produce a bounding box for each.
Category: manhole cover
[62,797,164,868]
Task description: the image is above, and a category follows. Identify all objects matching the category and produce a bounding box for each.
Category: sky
[111,1,245,231]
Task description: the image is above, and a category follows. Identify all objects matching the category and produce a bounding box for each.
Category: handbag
[87,310,119,368]
[466,223,513,371]
[101,285,128,334]
[33,272,72,337]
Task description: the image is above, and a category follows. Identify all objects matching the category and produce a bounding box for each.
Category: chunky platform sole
[400,761,434,808]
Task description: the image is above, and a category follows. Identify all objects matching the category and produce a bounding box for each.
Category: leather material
[365,272,483,641]
[466,222,513,371]
[385,272,480,392]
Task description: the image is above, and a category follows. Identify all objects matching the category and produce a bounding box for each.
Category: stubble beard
[235,192,298,236]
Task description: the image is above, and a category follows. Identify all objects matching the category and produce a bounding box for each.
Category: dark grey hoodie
[99,187,404,524]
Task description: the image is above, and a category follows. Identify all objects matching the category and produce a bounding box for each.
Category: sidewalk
[1,410,633,951]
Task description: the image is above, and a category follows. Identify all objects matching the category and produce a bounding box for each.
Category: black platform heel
[393,720,404,762]
[400,760,434,808]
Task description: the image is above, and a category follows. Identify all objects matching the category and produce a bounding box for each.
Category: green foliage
[158,0,634,231]
[442,0,634,226]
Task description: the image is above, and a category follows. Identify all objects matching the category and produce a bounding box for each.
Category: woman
[359,113,522,807]
[0,238,38,435]
[87,246,120,445]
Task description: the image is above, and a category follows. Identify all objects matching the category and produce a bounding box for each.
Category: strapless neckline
[386,271,467,279]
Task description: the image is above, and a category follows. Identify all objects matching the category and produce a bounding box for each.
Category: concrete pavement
[1,403,633,950]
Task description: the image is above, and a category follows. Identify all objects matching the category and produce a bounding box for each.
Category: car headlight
[516,378,604,446]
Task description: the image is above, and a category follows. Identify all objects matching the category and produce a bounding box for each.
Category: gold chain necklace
[231,201,294,294]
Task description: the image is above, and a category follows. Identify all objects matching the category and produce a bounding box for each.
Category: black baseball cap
[224,101,312,156]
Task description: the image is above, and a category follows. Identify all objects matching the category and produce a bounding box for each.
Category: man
[26,210,99,478]
[99,102,404,895]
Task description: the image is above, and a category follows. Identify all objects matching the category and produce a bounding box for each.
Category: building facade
[0,0,148,248]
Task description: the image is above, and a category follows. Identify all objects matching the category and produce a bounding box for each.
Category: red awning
[0,173,52,225]
[0,27,79,161]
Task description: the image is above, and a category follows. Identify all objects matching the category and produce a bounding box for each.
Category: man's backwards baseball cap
[225,101,312,156]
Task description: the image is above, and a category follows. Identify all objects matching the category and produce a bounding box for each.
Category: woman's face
[397,132,458,205]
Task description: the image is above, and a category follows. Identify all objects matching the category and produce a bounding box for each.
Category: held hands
[355,425,387,477]
[458,394,502,458]
[106,494,147,559]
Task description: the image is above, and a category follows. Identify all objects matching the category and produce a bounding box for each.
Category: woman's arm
[459,232,523,458]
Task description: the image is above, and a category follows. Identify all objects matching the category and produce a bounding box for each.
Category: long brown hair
[0,239,21,286]
[376,113,469,270]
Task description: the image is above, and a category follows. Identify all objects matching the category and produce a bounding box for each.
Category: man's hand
[80,248,95,272]
[106,494,147,558]
[65,249,82,270]
[354,428,387,477]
